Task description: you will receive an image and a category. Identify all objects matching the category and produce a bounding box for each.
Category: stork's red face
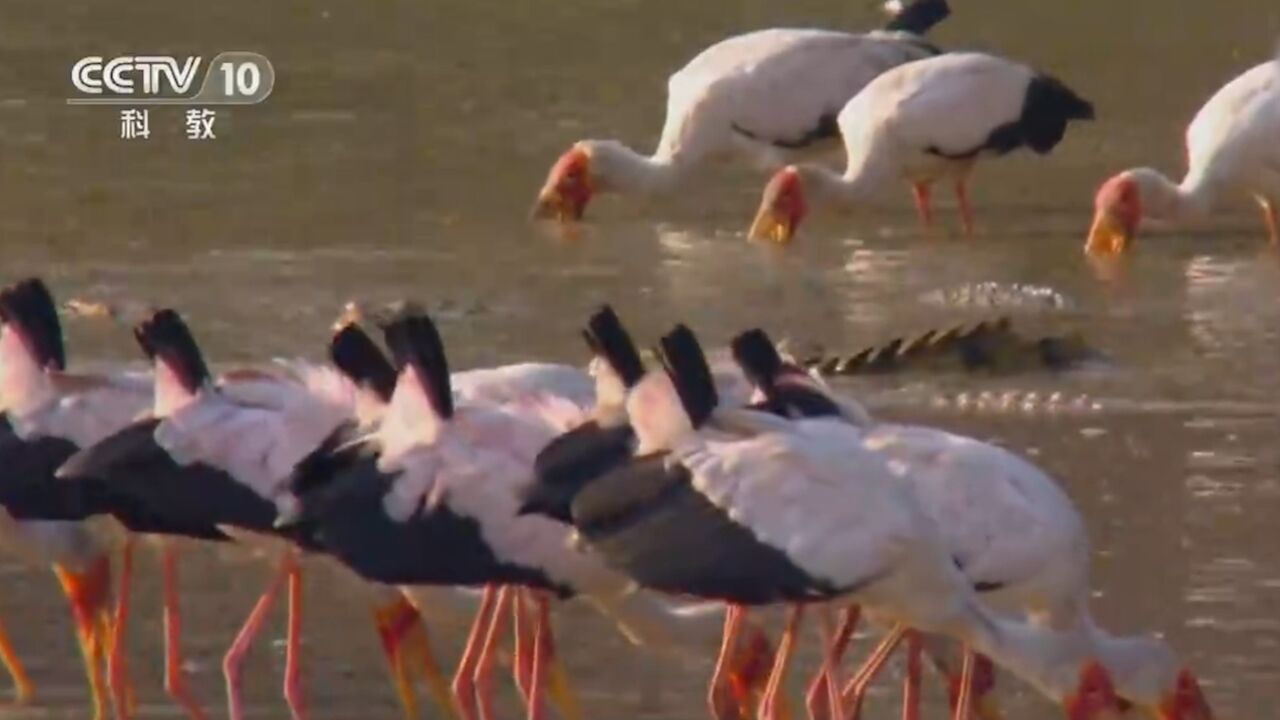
[748,167,807,244]
[1087,173,1142,255]
[533,146,593,222]
[1064,661,1124,720]
[1156,669,1214,720]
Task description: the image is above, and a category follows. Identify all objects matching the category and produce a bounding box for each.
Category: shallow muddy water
[0,0,1278,717]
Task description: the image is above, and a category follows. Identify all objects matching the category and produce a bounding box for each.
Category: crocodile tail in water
[800,317,1103,376]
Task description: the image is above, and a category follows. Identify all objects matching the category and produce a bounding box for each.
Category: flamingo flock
[0,276,1215,720]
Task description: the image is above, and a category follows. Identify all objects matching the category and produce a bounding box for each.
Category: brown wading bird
[747,52,1092,243]
[1086,48,1280,255]
[533,0,951,221]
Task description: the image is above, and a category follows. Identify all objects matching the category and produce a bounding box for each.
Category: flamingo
[1086,50,1280,254]
[748,51,1093,242]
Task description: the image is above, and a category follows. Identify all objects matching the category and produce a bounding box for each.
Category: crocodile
[796,317,1107,376]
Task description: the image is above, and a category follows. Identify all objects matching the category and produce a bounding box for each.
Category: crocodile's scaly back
[800,318,1103,376]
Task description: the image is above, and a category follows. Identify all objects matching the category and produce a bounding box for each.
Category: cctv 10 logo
[69,52,274,105]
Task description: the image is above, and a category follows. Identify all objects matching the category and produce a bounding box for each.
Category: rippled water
[1,0,1279,717]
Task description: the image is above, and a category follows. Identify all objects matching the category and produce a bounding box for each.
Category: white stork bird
[1086,50,1280,254]
[531,0,951,221]
[279,310,762,720]
[0,277,151,719]
[57,309,462,720]
[583,324,1126,720]
[517,306,784,720]
[747,51,1094,242]
[730,329,1215,720]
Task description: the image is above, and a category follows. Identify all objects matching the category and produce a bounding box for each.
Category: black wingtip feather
[1021,75,1095,154]
[882,0,950,35]
[330,324,397,403]
[381,311,454,419]
[134,309,210,394]
[658,324,718,428]
[731,329,783,396]
[585,305,645,388]
[0,278,67,371]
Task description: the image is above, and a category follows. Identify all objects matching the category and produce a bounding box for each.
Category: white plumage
[621,368,1119,708]
[749,51,1094,242]
[0,318,149,554]
[760,371,1205,714]
[376,363,625,592]
[533,24,943,220]
[682,418,922,591]
[859,423,1089,626]
[1088,52,1280,253]
[0,286,150,715]
[154,373,354,511]
[8,375,150,451]
[0,319,150,444]
[452,362,594,409]
[661,29,940,165]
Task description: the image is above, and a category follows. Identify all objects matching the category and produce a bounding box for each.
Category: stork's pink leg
[282,554,306,720]
[107,535,135,720]
[473,587,513,720]
[452,585,499,720]
[955,181,975,238]
[817,608,844,720]
[373,595,419,719]
[373,591,454,720]
[902,632,922,720]
[513,590,535,704]
[160,544,207,720]
[911,183,933,230]
[1259,196,1279,245]
[536,594,579,720]
[223,552,292,720]
[526,593,551,720]
[952,647,976,720]
[708,604,745,720]
[946,652,999,720]
[758,605,804,720]
[0,612,34,704]
[806,605,860,720]
[53,555,113,720]
[841,623,908,720]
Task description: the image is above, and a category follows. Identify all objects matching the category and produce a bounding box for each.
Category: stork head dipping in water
[1086,170,1153,254]
[533,144,595,221]
[748,166,809,244]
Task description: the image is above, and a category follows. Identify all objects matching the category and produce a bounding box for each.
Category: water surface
[0,0,1278,717]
